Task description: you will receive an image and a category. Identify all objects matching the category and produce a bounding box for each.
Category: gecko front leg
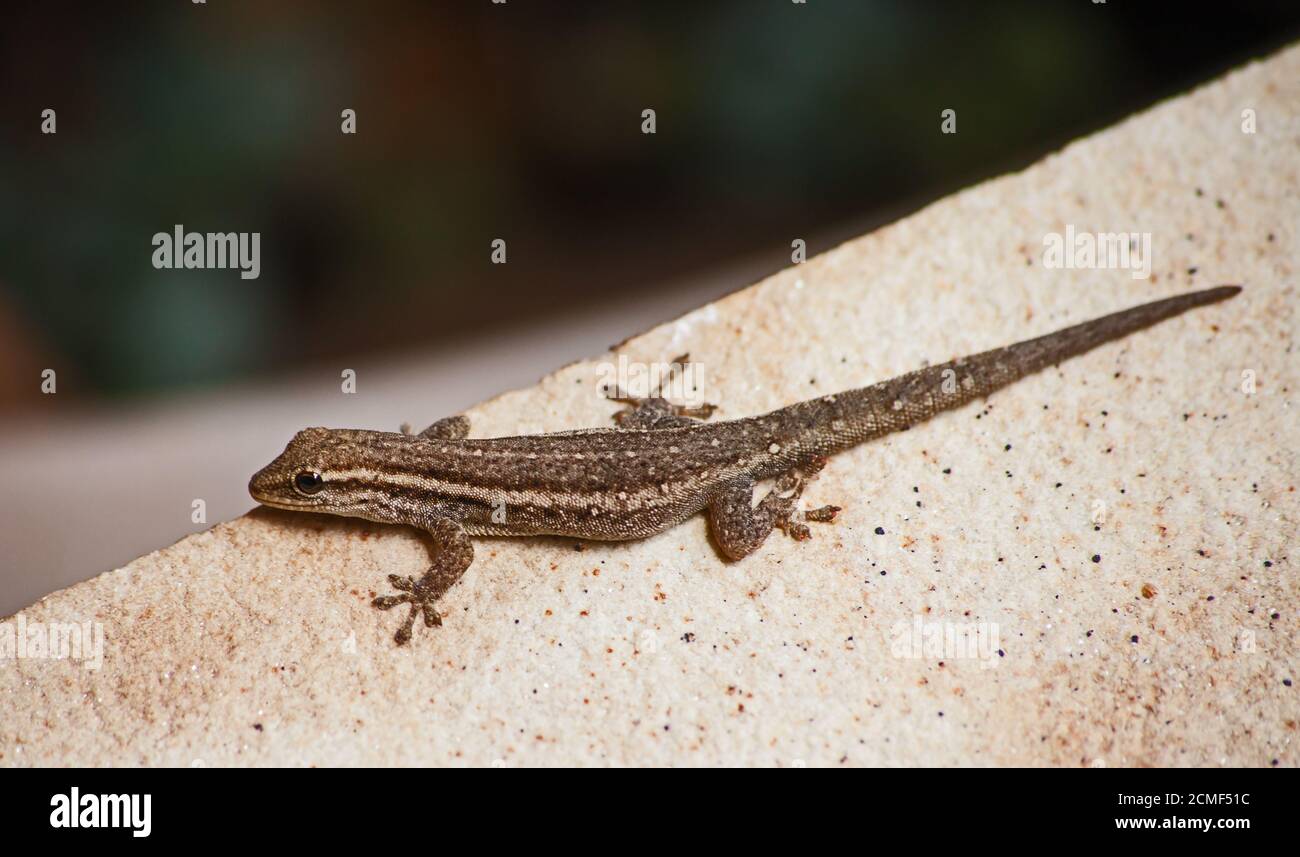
[604,353,716,429]
[612,396,717,429]
[707,459,840,560]
[372,517,474,644]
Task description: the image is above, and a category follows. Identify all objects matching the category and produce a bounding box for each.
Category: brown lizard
[249,285,1240,644]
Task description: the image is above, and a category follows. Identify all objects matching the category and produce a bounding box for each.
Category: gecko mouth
[251,494,317,511]
[248,471,318,509]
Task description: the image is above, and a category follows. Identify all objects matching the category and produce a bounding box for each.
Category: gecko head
[249,427,357,512]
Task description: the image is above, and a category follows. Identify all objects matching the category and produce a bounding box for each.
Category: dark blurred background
[4,0,1299,411]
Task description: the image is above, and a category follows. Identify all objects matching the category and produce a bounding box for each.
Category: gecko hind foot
[709,458,840,560]
[772,457,839,541]
[372,572,444,645]
[777,505,842,540]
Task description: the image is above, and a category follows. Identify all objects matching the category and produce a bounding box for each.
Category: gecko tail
[997,284,1242,379]
[812,285,1244,453]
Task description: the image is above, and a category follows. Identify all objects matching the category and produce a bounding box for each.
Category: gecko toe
[393,603,420,645]
[681,402,717,420]
[782,521,812,540]
[776,501,842,542]
[803,504,841,523]
[375,570,449,643]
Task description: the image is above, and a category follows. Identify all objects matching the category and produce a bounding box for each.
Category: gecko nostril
[248,468,273,499]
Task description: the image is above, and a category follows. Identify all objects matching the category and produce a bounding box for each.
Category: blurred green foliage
[2,0,1297,401]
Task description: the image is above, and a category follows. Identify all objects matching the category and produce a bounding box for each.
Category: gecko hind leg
[708,460,840,560]
[371,518,474,645]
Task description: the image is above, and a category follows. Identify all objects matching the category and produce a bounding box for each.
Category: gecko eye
[293,471,324,495]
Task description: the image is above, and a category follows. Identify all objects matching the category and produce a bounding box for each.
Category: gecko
[249,285,1240,644]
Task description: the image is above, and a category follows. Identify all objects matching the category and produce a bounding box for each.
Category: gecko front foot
[372,573,444,645]
[370,518,474,646]
[611,396,717,430]
[605,353,716,429]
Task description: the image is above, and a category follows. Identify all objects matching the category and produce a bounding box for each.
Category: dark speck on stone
[1004,443,1012,451]
[875,526,885,535]
[1284,678,1293,687]
[1264,560,1273,567]
[253,723,263,732]
[1092,554,1101,563]
[1130,635,1139,644]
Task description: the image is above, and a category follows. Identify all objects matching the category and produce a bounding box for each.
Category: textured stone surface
[2,46,1296,767]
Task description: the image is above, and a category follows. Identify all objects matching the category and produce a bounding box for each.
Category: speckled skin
[249,286,1239,643]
